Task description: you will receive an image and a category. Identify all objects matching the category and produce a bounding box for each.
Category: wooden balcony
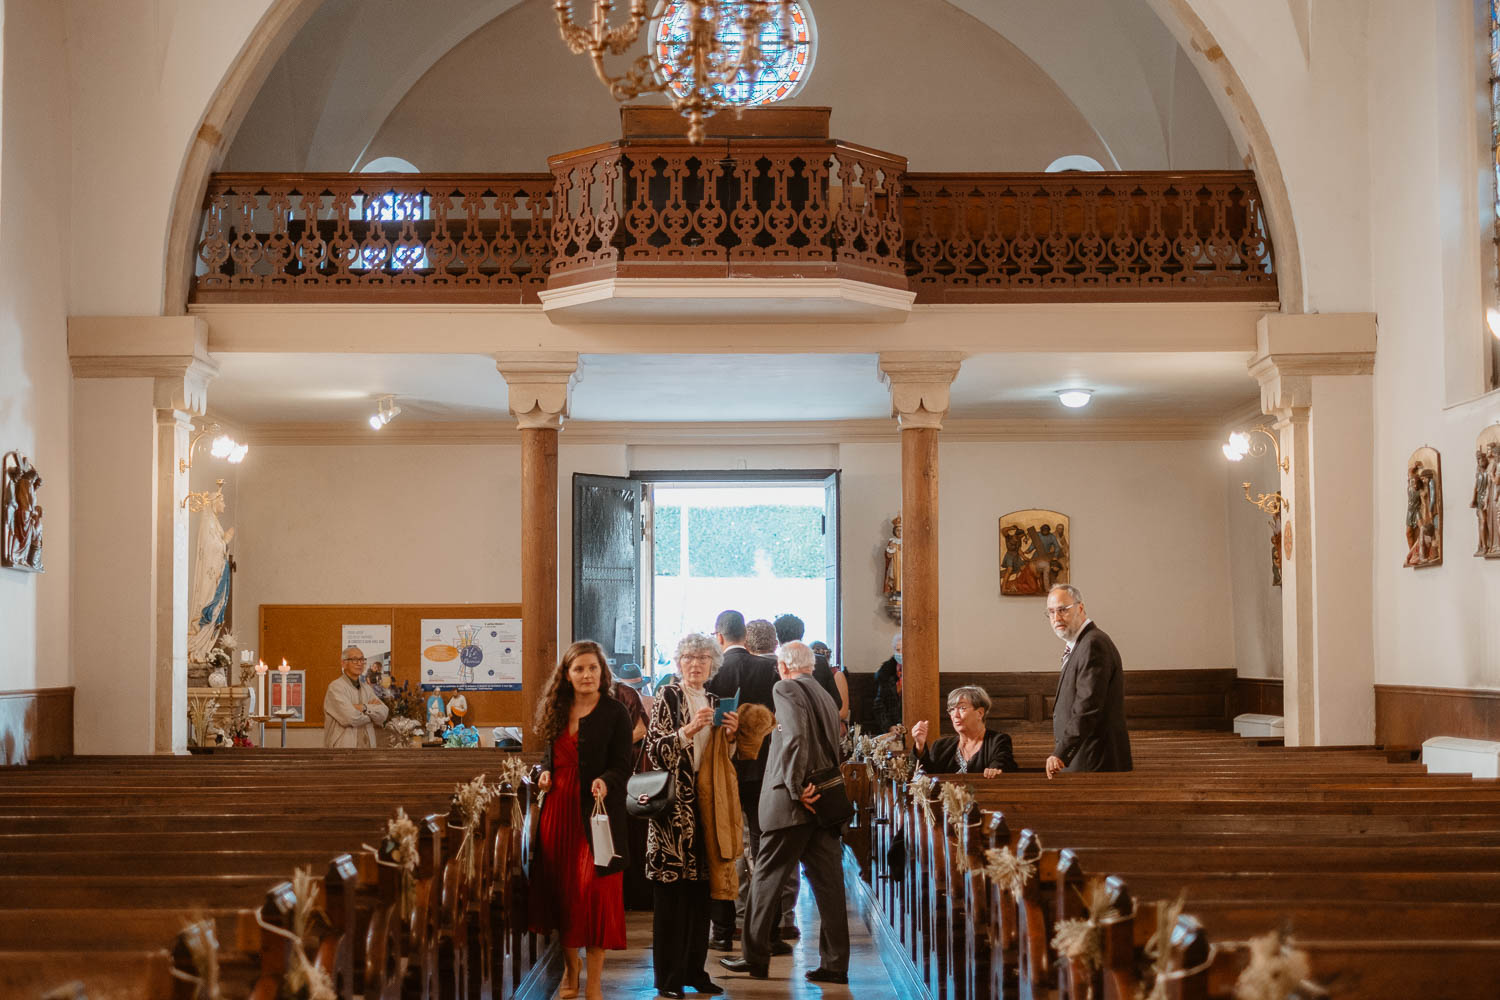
[189,122,1276,313]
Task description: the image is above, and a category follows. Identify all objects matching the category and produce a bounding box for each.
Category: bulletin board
[259,603,523,728]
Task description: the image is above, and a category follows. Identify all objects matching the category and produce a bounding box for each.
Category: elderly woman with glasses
[909,685,1017,777]
[645,633,741,999]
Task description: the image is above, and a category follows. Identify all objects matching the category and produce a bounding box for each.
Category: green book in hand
[714,691,739,726]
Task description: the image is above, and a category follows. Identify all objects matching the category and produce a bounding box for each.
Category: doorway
[573,470,840,685]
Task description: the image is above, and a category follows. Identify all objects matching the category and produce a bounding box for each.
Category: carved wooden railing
[903,170,1275,302]
[193,173,557,302]
[546,138,909,290]
[189,168,1277,305]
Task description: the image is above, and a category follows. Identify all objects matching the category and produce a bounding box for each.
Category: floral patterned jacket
[644,681,712,883]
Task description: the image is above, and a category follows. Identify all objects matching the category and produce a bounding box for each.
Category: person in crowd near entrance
[1045,584,1133,778]
[530,641,633,999]
[707,614,790,951]
[910,685,1017,776]
[721,641,849,986]
[773,613,841,710]
[647,633,741,998]
[871,633,904,736]
[809,641,849,728]
[610,661,654,911]
[322,646,390,748]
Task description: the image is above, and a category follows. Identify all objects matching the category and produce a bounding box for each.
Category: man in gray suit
[720,641,849,985]
[1045,584,1133,777]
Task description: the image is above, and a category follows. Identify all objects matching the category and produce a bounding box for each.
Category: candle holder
[248,713,271,748]
[272,708,297,748]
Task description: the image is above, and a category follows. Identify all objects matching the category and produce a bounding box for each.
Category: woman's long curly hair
[533,640,612,747]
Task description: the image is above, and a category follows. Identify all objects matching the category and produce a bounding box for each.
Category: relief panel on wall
[1403,446,1442,569]
[1475,426,1500,559]
[999,509,1069,597]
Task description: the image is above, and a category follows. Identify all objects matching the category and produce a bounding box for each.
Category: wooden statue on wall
[999,509,1069,596]
[1403,446,1443,568]
[882,515,902,623]
[1475,425,1500,558]
[2,451,44,573]
[1269,508,1283,586]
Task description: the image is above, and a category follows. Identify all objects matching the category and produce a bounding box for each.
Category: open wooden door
[823,470,841,661]
[572,474,643,673]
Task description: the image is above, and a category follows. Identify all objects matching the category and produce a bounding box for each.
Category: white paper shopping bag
[590,796,616,867]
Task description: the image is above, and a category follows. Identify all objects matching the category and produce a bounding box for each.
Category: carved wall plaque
[1473,426,1500,559]
[2,451,44,572]
[1403,446,1442,569]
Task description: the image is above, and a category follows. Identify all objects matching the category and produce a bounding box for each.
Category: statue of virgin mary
[187,493,235,663]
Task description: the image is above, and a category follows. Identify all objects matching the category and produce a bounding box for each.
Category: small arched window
[1044,155,1106,173]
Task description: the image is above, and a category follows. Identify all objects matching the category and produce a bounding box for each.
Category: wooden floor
[561,861,916,999]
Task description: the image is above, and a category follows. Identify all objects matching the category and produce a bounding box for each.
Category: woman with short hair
[530,640,633,999]
[910,685,1018,777]
[645,633,740,999]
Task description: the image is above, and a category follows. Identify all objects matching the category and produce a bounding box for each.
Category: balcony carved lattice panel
[547,139,908,290]
[903,171,1275,303]
[193,173,557,303]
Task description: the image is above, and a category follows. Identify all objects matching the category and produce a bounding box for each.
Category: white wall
[0,0,72,694]
[357,0,1112,173]
[1223,421,1284,679]
[230,434,1235,696]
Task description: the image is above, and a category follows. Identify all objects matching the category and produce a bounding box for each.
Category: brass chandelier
[555,0,796,144]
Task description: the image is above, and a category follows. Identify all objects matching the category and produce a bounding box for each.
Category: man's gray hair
[675,632,723,670]
[776,640,815,672]
[1048,583,1084,604]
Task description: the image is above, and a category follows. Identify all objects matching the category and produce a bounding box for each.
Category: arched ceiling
[224,0,1237,172]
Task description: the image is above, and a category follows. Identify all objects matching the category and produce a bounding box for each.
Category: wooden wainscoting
[1231,676,1285,717]
[1375,684,1500,746]
[0,687,74,765]
[846,669,1239,732]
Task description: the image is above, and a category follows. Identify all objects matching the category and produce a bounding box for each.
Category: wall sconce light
[1055,388,1094,409]
[369,395,401,430]
[1487,307,1500,340]
[1222,424,1288,515]
[180,422,247,474]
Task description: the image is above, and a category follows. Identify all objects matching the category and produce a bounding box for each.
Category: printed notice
[419,619,522,691]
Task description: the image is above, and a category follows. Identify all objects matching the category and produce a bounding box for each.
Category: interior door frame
[632,468,842,662]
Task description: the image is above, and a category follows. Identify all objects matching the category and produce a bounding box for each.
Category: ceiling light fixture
[555,0,801,144]
[369,395,401,430]
[1055,388,1094,409]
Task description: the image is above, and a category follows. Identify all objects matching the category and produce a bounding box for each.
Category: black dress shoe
[805,968,849,985]
[687,980,724,995]
[718,957,768,979]
[708,935,734,952]
[769,939,793,956]
[658,990,686,998]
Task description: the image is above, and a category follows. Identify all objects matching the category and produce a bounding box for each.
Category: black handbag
[791,682,856,829]
[625,769,676,818]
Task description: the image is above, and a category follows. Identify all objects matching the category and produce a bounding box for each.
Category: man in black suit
[705,609,785,950]
[1045,584,1132,777]
[772,613,841,711]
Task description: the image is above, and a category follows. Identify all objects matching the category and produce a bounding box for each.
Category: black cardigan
[915,729,1018,775]
[539,694,634,875]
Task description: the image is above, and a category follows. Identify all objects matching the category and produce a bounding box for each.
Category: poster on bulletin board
[271,669,306,722]
[419,619,522,690]
[341,624,392,684]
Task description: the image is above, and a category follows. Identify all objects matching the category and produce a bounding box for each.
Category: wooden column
[495,352,579,753]
[879,352,963,737]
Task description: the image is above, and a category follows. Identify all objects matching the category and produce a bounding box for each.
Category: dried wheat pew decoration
[911,773,938,827]
[1233,929,1320,1000]
[1049,878,1120,1000]
[499,756,529,824]
[452,773,498,882]
[363,807,421,922]
[169,917,221,999]
[252,867,337,1000]
[1138,892,1187,1000]
[938,782,977,871]
[983,844,1036,901]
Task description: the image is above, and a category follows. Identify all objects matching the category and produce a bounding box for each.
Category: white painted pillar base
[1251,314,1377,746]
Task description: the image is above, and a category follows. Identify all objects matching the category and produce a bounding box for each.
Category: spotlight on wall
[1055,388,1094,409]
[369,395,402,430]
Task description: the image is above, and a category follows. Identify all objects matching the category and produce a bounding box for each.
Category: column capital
[67,315,218,415]
[1248,312,1375,422]
[495,351,581,431]
[878,351,965,430]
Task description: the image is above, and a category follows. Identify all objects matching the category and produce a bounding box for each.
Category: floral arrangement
[378,679,428,747]
[442,724,480,748]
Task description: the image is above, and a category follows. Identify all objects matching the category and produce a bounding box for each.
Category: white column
[1249,314,1376,745]
[70,317,216,753]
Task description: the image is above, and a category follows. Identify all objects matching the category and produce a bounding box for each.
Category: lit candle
[277,659,290,712]
[254,660,268,715]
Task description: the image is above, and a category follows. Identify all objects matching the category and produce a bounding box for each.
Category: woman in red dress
[530,640,633,998]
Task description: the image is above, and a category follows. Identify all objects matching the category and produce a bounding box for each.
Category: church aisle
[570,866,910,999]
